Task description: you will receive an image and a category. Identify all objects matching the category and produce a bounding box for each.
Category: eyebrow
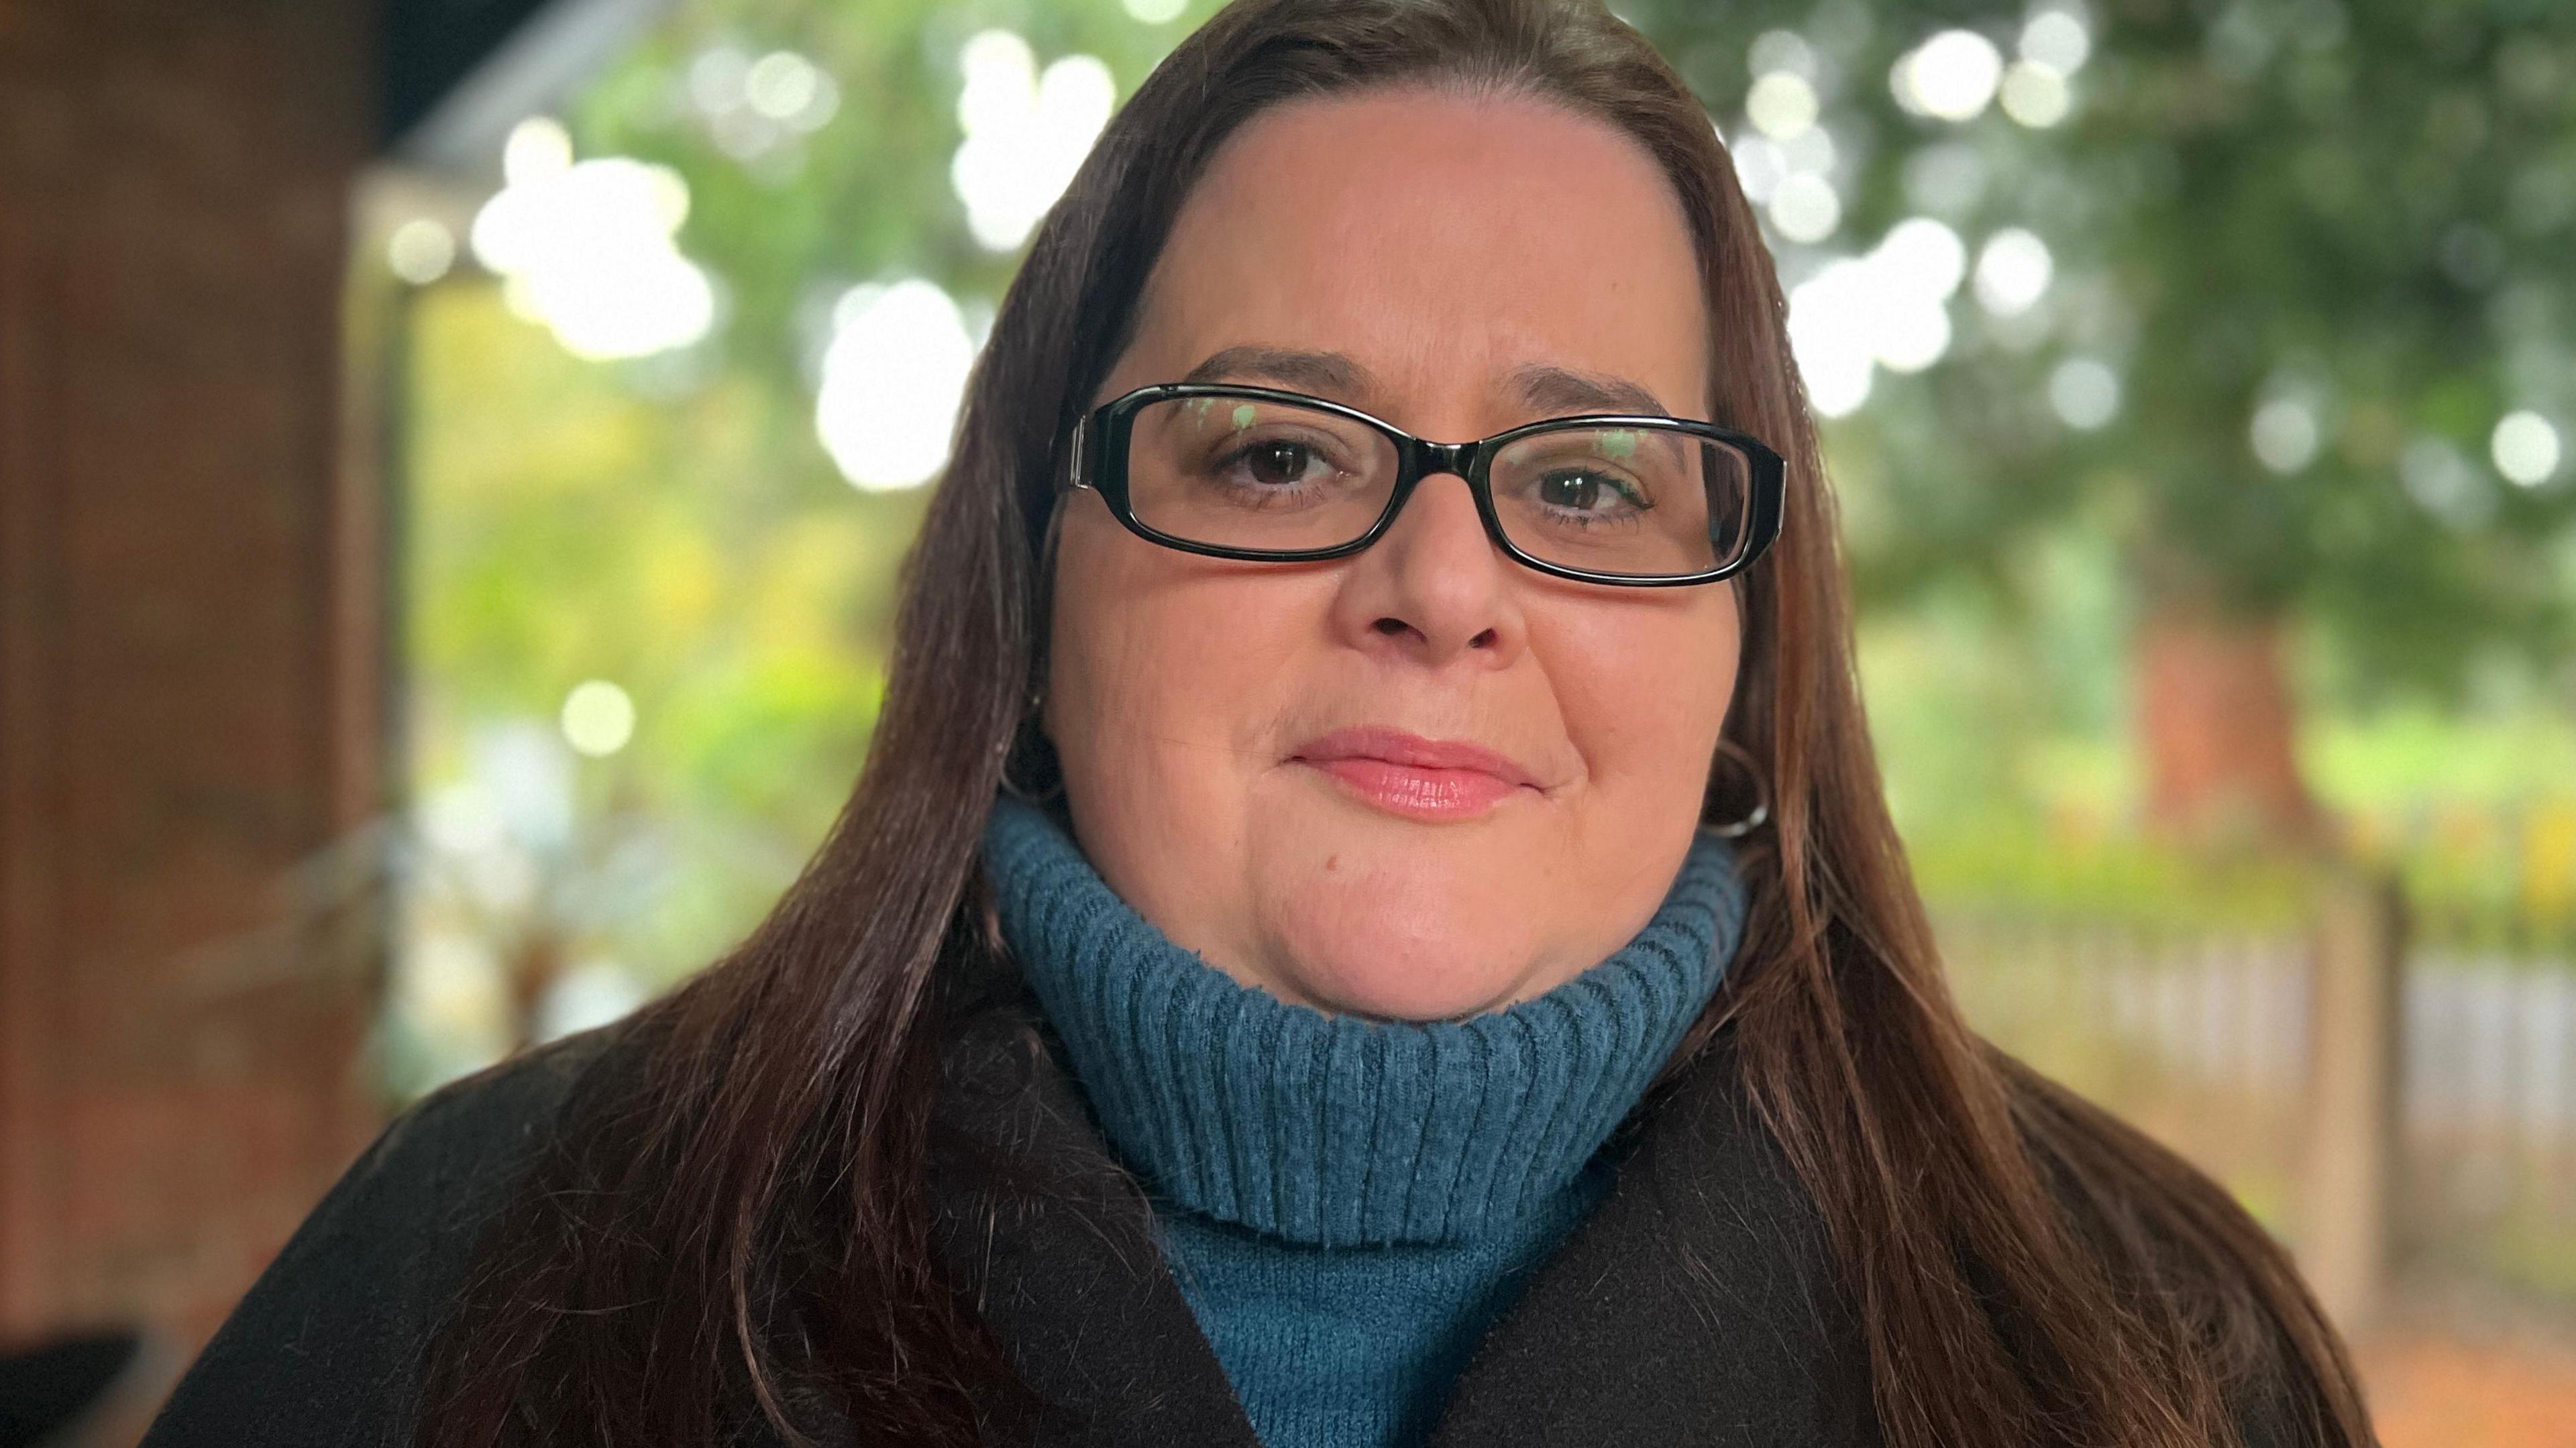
[1507,363,1672,419]
[1178,347,1674,421]
[1181,345,1378,398]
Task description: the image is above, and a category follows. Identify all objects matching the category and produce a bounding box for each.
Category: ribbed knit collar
[979,794,1751,1247]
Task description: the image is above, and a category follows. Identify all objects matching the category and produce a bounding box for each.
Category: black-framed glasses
[1061,382,1786,587]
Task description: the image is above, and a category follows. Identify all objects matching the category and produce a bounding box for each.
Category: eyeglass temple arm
[1060,415,1093,493]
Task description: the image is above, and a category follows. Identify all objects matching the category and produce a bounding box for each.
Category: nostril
[1470,627,1499,649]
[1373,617,1409,636]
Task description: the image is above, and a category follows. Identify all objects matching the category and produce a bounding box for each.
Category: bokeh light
[470,117,716,360]
[1785,217,1969,415]
[388,218,457,285]
[1894,30,2004,123]
[815,278,979,490]
[2019,6,2093,74]
[950,30,1116,252]
[1768,172,1843,243]
[743,50,825,123]
[1998,62,2071,127]
[560,679,637,757]
[2401,435,2496,527]
[1732,134,1787,203]
[2251,398,2322,474]
[688,44,840,159]
[2493,410,2564,487]
[2049,356,2121,429]
[1746,71,1820,139]
[1748,28,1819,81]
[1972,227,2053,315]
[504,113,572,181]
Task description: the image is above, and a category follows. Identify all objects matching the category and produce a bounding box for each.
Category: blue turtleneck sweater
[979,796,1750,1447]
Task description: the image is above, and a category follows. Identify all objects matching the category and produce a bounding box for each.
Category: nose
[1329,471,1526,669]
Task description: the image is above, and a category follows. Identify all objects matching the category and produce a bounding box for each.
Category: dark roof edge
[382,0,678,174]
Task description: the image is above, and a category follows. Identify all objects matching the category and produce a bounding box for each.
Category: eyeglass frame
[1058,382,1787,588]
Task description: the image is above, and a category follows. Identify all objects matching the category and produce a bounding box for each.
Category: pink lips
[1287,726,1542,821]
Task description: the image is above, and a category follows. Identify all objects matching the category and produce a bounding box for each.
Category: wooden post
[2298,867,2406,1334]
[0,0,384,1386]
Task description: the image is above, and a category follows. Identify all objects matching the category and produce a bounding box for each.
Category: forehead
[1120,87,1710,422]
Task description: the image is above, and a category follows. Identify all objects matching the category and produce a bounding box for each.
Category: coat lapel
[1430,1028,1882,1445]
[927,960,1878,1448]
[926,972,1263,1447]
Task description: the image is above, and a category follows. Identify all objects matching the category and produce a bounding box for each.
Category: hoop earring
[1704,736,1770,839]
[999,687,1064,805]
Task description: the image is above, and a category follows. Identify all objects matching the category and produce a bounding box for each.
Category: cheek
[1542,588,1740,785]
[1049,516,1321,762]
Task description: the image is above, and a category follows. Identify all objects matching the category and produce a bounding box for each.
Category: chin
[1240,801,1563,1019]
[1265,907,1540,1022]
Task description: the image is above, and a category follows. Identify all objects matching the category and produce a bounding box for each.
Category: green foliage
[408,282,917,986]
[1641,0,2575,698]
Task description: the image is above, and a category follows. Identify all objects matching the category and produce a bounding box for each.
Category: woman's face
[1044,87,1739,1020]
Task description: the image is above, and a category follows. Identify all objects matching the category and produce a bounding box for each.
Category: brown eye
[1246,441,1309,486]
[1538,469,1605,511]
[1537,468,1640,514]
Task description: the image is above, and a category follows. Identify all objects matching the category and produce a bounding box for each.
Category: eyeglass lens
[1122,394,1753,577]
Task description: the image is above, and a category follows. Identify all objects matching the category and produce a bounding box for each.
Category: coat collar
[924,958,1881,1447]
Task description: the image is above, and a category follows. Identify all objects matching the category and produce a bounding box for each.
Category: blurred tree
[1627,0,2576,844]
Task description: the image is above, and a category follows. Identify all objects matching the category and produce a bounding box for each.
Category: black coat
[140,952,2313,1447]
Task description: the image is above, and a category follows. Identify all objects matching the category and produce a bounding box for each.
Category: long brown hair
[419,0,2374,1443]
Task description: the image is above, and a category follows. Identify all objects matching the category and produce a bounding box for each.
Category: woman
[142,0,2376,1444]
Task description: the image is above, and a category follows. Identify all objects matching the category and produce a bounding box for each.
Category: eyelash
[1203,433,1351,502]
[1513,460,1655,523]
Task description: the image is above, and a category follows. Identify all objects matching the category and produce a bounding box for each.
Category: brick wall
[0,0,390,1426]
